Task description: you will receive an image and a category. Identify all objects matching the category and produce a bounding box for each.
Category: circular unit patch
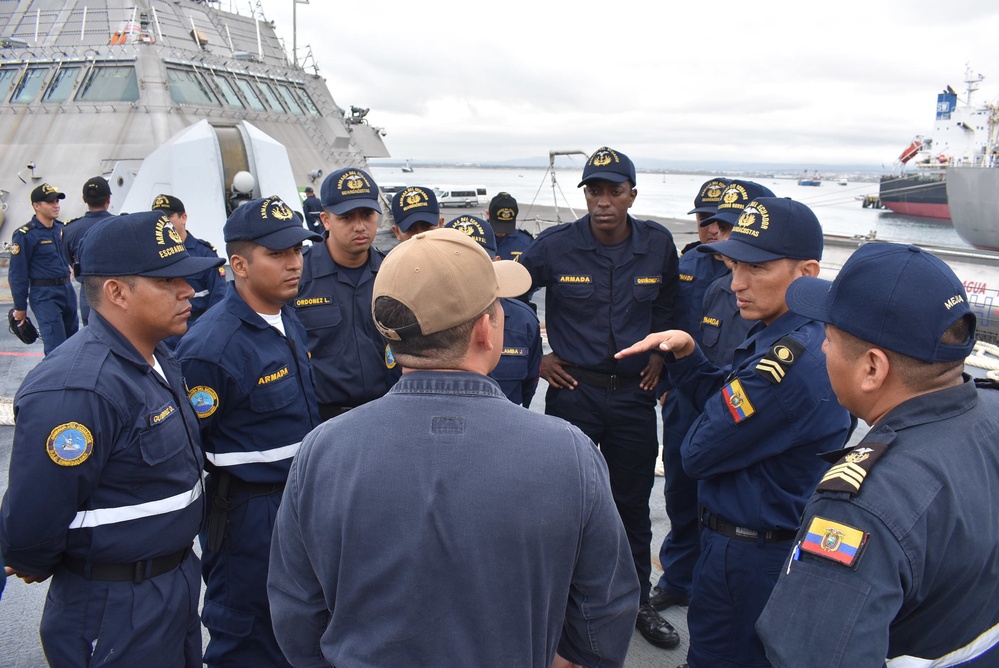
[188,386,219,419]
[47,422,94,466]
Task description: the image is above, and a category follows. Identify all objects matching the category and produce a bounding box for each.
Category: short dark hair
[84,195,110,209]
[838,315,971,387]
[373,296,496,368]
[225,239,258,263]
[83,274,136,306]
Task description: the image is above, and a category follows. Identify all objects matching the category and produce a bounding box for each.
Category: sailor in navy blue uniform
[618,197,853,668]
[757,243,999,667]
[301,186,323,235]
[63,176,115,326]
[1,210,224,667]
[9,183,78,354]
[519,147,682,649]
[390,185,443,242]
[444,215,541,407]
[296,168,401,421]
[651,179,765,613]
[487,192,534,262]
[151,194,226,347]
[176,196,322,668]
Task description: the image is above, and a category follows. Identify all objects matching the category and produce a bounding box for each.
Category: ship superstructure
[0,0,389,244]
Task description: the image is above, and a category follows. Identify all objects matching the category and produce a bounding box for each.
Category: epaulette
[815,442,889,495]
[17,225,30,234]
[195,237,217,253]
[65,217,82,225]
[680,240,702,255]
[754,336,804,384]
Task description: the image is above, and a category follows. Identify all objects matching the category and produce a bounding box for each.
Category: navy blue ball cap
[444,214,497,256]
[224,195,323,249]
[786,243,975,363]
[688,178,732,215]
[83,176,112,199]
[698,197,823,263]
[577,147,637,187]
[151,193,185,214]
[320,167,382,215]
[392,186,440,232]
[488,192,519,234]
[31,183,66,203]
[80,210,224,278]
[700,180,776,227]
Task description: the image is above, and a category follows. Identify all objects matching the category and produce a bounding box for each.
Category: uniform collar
[577,214,648,254]
[734,310,811,356]
[29,215,63,230]
[87,311,176,371]
[223,282,292,331]
[305,240,384,279]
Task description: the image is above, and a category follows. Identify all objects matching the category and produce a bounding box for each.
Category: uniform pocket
[137,403,188,466]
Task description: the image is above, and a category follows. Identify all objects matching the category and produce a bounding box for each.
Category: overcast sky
[257,0,999,168]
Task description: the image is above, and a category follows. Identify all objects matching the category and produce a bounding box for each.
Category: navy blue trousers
[200,482,292,668]
[546,381,658,602]
[30,283,78,355]
[687,528,790,667]
[656,390,701,598]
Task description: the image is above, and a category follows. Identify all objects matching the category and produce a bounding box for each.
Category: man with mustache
[177,196,322,668]
[295,167,402,421]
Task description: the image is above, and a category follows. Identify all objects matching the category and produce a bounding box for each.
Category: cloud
[263,0,999,166]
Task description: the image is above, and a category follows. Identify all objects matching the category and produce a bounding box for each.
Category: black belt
[227,477,286,497]
[318,403,353,421]
[62,546,190,583]
[701,510,796,543]
[565,367,641,391]
[30,277,70,287]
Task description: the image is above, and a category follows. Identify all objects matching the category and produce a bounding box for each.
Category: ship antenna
[964,63,984,107]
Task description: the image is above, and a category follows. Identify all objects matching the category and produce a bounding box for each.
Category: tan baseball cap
[373,227,531,341]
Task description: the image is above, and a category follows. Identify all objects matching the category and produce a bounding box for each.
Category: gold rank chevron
[755,359,786,383]
[820,461,867,491]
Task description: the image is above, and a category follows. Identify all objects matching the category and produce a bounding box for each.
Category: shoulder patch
[188,386,219,419]
[800,516,869,569]
[816,442,889,495]
[10,243,20,255]
[721,378,755,423]
[755,336,804,384]
[47,422,94,466]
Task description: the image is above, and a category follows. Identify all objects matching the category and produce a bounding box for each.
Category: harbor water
[371,165,973,249]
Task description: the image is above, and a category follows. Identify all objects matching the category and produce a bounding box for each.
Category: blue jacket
[670,312,852,531]
[495,228,534,262]
[674,241,729,342]
[519,215,679,375]
[63,209,114,280]
[177,284,320,485]
[8,216,73,311]
[758,377,999,667]
[490,297,542,407]
[182,233,226,318]
[699,272,753,369]
[296,241,401,407]
[267,371,640,668]
[0,312,205,576]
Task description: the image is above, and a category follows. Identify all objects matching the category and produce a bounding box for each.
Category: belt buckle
[734,526,758,540]
[608,374,621,391]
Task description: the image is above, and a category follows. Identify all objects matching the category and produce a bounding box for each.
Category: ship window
[0,68,18,101]
[256,80,285,112]
[234,78,266,112]
[10,67,49,104]
[43,66,82,103]
[76,65,140,102]
[275,83,304,115]
[297,87,320,115]
[166,67,219,106]
[212,73,244,109]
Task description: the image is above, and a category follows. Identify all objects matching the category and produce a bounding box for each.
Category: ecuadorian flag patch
[721,378,755,423]
[801,516,868,569]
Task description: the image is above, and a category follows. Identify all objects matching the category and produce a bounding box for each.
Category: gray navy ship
[0,0,390,251]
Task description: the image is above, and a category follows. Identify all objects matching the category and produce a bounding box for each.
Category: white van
[435,186,479,208]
